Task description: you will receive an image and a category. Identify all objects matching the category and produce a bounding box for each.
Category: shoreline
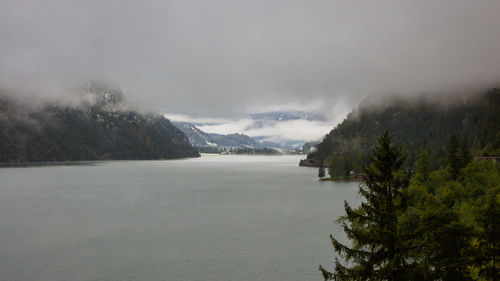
[320,177,362,182]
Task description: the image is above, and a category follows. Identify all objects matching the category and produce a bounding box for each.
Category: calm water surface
[0,155,358,281]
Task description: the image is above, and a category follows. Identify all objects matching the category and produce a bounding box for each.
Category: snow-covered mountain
[249,111,325,122]
[172,122,274,150]
[168,110,331,151]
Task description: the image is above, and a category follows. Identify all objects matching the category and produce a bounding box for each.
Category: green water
[0,155,358,281]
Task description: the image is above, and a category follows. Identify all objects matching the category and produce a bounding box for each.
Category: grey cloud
[1,0,500,116]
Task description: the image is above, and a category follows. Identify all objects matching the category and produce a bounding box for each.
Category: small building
[353,174,363,181]
[476,156,500,163]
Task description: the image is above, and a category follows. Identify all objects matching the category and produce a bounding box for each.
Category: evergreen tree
[319,159,326,178]
[447,135,472,180]
[480,88,500,154]
[460,135,472,168]
[343,154,353,179]
[415,207,473,281]
[319,130,411,280]
[415,149,430,182]
[447,134,461,180]
[328,158,336,178]
[474,190,500,280]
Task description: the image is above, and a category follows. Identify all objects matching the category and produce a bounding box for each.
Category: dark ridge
[0,94,199,163]
[301,88,500,175]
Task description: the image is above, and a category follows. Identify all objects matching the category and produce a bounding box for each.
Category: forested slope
[302,88,500,176]
[0,93,199,162]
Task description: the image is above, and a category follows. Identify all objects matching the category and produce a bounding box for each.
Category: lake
[0,155,358,281]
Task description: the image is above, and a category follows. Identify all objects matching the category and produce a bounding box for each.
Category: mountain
[301,88,500,175]
[172,122,219,148]
[301,141,320,154]
[0,91,199,163]
[249,111,326,149]
[170,110,327,151]
[249,111,324,122]
[172,121,270,150]
[250,136,305,150]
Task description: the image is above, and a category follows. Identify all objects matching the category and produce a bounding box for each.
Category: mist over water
[0,155,358,281]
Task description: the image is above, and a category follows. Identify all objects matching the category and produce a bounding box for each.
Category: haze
[1,0,500,118]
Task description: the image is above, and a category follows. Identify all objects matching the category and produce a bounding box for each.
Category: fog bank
[1,0,500,116]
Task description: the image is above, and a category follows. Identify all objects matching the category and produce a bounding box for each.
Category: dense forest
[302,88,500,178]
[314,89,500,280]
[320,131,499,281]
[0,89,199,163]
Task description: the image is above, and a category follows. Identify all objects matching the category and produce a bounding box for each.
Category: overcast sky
[1,0,500,135]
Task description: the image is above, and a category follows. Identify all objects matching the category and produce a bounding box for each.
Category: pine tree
[447,134,461,180]
[416,206,473,281]
[319,130,411,280]
[328,158,336,178]
[343,154,353,179]
[460,135,472,168]
[415,149,430,182]
[319,159,326,178]
[474,191,500,280]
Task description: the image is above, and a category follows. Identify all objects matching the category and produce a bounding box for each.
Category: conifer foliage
[319,158,326,178]
[474,191,500,280]
[447,134,462,180]
[447,134,472,180]
[415,149,430,182]
[320,130,411,280]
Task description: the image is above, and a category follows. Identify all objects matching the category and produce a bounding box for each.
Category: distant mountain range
[172,122,267,149]
[249,111,325,122]
[172,121,290,152]
[172,121,309,152]
[170,110,328,151]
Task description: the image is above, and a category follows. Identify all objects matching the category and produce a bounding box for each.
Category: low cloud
[163,113,234,125]
[1,0,500,116]
[166,101,351,142]
[244,119,337,143]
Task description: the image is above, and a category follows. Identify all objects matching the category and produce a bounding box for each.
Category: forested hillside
[0,91,199,163]
[302,88,500,177]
